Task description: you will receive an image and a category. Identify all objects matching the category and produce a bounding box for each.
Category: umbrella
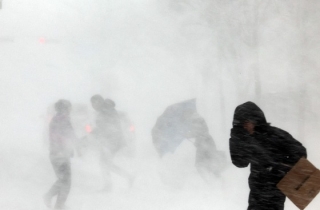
[152,99,197,157]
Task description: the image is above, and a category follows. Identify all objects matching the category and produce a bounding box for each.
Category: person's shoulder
[270,126,284,132]
[52,114,71,124]
[50,115,59,123]
[269,126,293,139]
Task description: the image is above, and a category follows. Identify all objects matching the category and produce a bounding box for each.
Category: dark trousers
[47,156,71,209]
[247,182,285,210]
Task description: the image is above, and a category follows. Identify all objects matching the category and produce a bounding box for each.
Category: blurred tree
[293,0,312,141]
[162,0,280,136]
[164,0,285,102]
[295,0,306,141]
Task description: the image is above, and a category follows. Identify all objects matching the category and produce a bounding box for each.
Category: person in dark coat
[229,101,307,210]
[90,95,133,191]
[44,99,76,210]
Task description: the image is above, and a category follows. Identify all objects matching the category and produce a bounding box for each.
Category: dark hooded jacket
[49,113,75,158]
[94,101,124,154]
[229,102,307,185]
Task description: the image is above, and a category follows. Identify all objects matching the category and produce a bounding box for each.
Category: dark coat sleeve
[276,129,307,166]
[229,127,250,168]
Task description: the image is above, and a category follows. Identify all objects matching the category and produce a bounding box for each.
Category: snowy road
[1,139,319,210]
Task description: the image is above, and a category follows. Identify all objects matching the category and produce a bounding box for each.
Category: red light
[85,125,92,133]
[129,125,135,132]
[39,37,46,44]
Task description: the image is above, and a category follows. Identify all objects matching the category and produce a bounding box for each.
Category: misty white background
[1,0,320,209]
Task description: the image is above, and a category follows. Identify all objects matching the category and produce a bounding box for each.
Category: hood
[232,101,267,127]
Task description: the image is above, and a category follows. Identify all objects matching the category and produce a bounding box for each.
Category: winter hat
[91,94,104,103]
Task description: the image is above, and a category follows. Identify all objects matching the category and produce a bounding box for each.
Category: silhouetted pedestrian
[229,101,307,210]
[91,95,133,191]
[44,99,76,210]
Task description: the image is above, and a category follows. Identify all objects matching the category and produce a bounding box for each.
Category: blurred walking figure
[192,116,225,179]
[44,100,76,210]
[91,95,133,191]
[152,99,225,182]
[229,101,307,210]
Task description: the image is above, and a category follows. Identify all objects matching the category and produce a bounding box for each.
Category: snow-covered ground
[1,137,319,210]
[0,137,247,210]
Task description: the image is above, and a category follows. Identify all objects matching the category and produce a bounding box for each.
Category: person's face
[243,120,255,134]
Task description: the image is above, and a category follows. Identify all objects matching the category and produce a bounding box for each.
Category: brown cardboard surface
[277,158,320,210]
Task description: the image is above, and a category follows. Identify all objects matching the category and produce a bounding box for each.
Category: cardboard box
[277,158,320,210]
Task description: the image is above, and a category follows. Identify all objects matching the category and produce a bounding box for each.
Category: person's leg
[44,157,64,207]
[100,149,113,191]
[110,163,134,187]
[247,189,261,210]
[101,147,134,188]
[266,188,286,210]
[46,179,60,197]
[54,159,71,209]
[110,163,131,178]
[247,186,286,210]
